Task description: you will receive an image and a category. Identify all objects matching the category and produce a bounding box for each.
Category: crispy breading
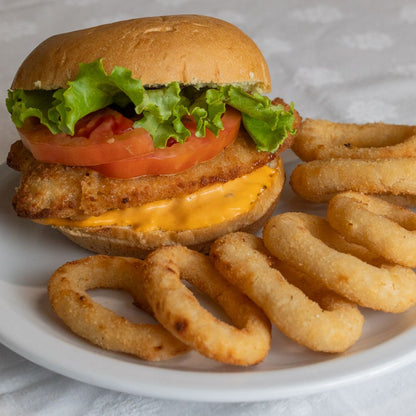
[8,98,300,220]
[8,130,273,219]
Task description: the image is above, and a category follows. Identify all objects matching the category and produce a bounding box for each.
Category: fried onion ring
[48,255,189,361]
[290,158,416,203]
[210,232,363,353]
[263,213,416,313]
[292,119,416,161]
[143,245,271,366]
[328,191,416,268]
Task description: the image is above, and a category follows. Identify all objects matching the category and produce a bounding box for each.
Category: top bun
[12,15,271,93]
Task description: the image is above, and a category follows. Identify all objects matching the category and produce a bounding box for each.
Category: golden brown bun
[12,15,271,92]
[55,158,285,258]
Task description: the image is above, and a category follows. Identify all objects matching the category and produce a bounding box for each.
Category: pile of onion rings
[48,249,271,366]
[47,191,416,362]
[210,232,364,353]
[263,202,416,313]
[290,119,416,204]
[212,191,416,351]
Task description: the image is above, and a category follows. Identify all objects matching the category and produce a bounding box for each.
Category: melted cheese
[37,165,277,232]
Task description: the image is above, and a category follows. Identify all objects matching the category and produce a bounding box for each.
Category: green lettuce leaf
[189,88,226,137]
[6,89,59,133]
[134,82,191,147]
[49,60,122,134]
[222,86,296,152]
[6,59,296,152]
[242,112,294,152]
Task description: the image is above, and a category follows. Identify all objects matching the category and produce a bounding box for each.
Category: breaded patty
[8,130,275,219]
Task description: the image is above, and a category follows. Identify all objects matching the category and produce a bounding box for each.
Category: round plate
[1,157,416,402]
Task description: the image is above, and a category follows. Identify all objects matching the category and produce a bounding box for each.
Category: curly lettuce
[6,59,296,152]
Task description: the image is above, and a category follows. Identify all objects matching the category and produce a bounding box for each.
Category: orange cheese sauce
[37,165,277,232]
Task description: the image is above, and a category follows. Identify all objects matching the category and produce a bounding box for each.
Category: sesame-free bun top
[12,15,271,93]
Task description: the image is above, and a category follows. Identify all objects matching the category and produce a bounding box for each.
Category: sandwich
[6,14,301,258]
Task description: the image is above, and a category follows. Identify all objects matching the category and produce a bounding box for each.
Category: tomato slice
[18,109,155,166]
[93,107,242,178]
[18,106,241,178]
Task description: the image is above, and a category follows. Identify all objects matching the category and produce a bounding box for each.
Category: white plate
[1,156,416,403]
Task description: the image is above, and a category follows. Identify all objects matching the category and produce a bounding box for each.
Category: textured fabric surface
[1,0,416,414]
[1,340,416,415]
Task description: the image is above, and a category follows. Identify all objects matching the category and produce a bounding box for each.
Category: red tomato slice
[18,106,241,178]
[93,107,242,178]
[18,109,155,166]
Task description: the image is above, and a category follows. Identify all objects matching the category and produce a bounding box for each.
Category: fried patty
[8,130,272,219]
[8,98,300,220]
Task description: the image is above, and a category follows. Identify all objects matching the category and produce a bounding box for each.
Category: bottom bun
[56,158,285,258]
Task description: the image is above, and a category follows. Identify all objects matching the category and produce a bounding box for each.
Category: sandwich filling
[7,60,297,179]
[35,165,279,232]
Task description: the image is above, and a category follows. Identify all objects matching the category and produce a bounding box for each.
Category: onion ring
[48,255,189,361]
[290,158,416,203]
[328,191,416,268]
[292,118,416,161]
[210,232,363,353]
[143,245,271,366]
[263,212,416,313]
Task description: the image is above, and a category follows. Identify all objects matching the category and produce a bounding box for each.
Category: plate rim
[1,302,416,402]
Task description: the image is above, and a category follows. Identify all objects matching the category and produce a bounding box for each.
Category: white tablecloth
[1,0,416,414]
